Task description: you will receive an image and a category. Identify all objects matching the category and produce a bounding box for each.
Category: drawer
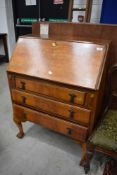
[15,77,86,105]
[13,104,88,141]
[12,90,91,126]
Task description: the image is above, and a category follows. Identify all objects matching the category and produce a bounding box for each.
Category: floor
[0,63,105,175]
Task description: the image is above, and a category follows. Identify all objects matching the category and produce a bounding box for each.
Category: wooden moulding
[32,22,117,65]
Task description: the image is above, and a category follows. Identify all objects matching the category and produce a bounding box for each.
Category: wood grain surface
[8,37,108,90]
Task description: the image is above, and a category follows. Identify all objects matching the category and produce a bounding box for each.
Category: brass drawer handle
[69,93,77,103]
[21,96,26,104]
[67,128,73,135]
[68,108,75,119]
[20,82,26,90]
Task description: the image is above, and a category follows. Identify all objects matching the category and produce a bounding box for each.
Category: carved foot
[13,118,25,139]
[16,132,25,139]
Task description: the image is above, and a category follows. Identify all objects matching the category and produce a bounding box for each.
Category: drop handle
[67,128,73,135]
[21,96,26,104]
[69,93,77,103]
[69,108,75,119]
[20,82,26,90]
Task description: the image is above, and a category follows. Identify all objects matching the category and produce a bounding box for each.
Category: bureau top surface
[8,37,109,90]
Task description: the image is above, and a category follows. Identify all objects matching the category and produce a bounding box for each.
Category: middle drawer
[12,89,91,126]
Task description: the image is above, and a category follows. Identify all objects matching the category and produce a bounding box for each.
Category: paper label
[53,0,64,4]
[40,24,49,36]
[25,0,36,6]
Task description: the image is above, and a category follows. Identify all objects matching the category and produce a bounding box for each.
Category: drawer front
[13,104,88,141]
[15,77,86,105]
[12,90,91,126]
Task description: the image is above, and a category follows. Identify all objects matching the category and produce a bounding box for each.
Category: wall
[72,0,103,23]
[0,0,7,55]
[5,0,16,57]
[91,0,103,23]
[0,0,16,58]
[0,0,8,33]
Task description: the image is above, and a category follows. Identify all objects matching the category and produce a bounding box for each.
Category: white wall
[0,0,8,55]
[72,0,103,23]
[0,0,16,58]
[91,0,103,23]
[0,0,8,33]
[5,0,16,57]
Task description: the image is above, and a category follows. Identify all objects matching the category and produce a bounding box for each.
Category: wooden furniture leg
[83,144,95,174]
[84,150,94,174]
[13,117,25,139]
[80,143,87,166]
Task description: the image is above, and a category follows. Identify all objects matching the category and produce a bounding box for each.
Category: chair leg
[84,151,93,174]
[84,144,94,174]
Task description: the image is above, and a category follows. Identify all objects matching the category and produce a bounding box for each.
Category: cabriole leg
[13,118,25,139]
[80,143,87,166]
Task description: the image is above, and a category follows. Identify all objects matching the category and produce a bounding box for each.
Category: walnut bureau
[7,37,109,165]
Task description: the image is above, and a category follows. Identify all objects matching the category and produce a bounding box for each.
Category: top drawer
[15,77,86,105]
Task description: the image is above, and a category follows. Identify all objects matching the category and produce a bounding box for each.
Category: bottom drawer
[13,104,88,142]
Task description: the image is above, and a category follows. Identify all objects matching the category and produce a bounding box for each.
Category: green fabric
[90,110,117,152]
[49,18,68,22]
[21,18,38,23]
